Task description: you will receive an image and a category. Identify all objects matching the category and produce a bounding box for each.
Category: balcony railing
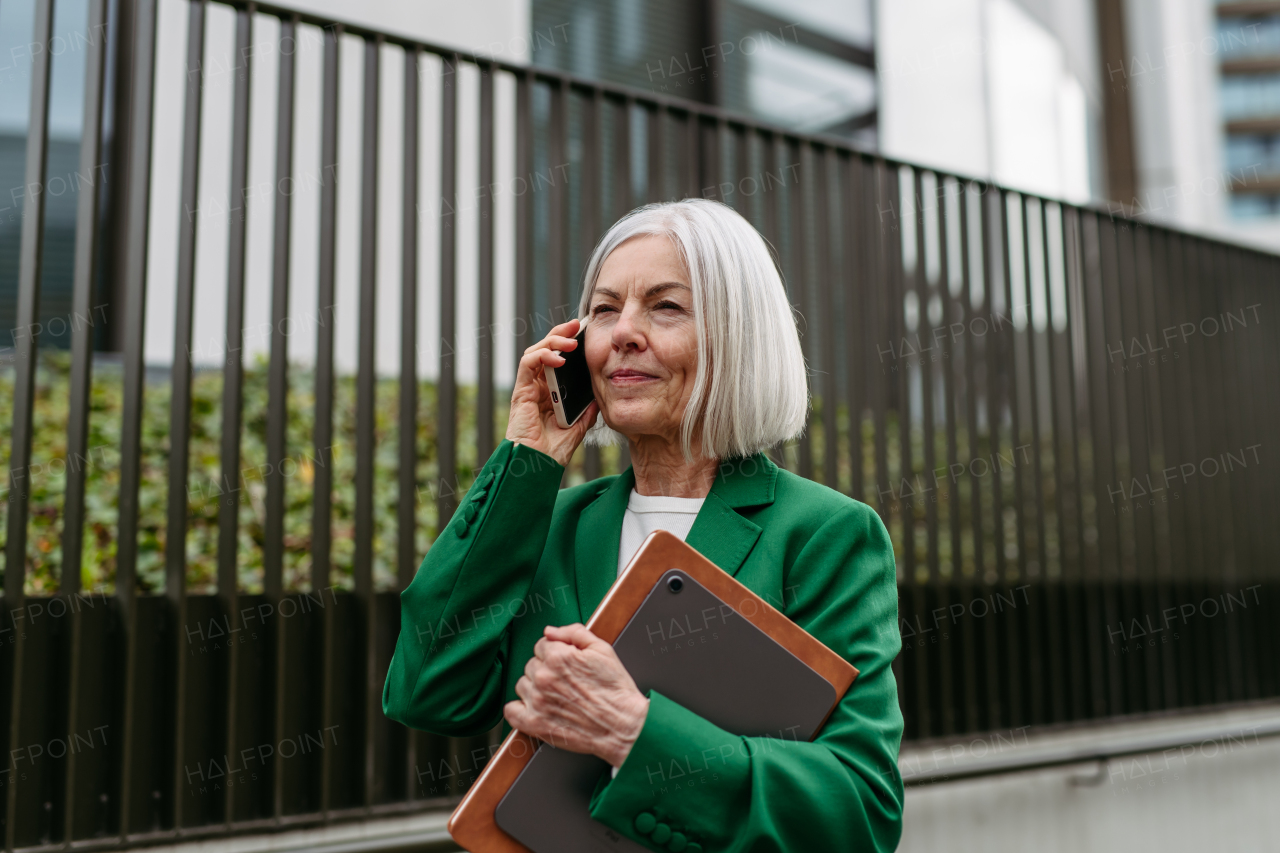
[1,0,1278,848]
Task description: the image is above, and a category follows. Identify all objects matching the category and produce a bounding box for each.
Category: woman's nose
[611,304,647,350]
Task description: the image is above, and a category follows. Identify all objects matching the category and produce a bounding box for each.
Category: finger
[523,319,580,353]
[518,347,562,374]
[514,674,535,702]
[543,334,579,351]
[504,700,533,733]
[544,622,600,650]
[524,654,541,682]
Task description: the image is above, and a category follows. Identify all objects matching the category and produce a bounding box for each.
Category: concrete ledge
[137,811,458,853]
[899,701,1280,853]
[898,699,1280,786]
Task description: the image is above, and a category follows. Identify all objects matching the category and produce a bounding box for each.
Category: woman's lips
[609,370,657,385]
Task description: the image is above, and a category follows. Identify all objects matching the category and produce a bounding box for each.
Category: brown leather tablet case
[446,529,859,853]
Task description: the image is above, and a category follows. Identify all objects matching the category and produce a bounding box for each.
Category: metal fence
[1,0,1278,847]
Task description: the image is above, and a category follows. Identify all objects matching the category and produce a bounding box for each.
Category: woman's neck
[628,435,719,498]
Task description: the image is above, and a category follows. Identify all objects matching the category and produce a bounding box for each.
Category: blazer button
[634,812,657,834]
[685,844,702,853]
[667,831,687,852]
[651,823,671,844]
[464,503,478,523]
[454,517,469,537]
[478,471,495,489]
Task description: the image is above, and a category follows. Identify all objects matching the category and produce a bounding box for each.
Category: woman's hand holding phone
[505,318,600,468]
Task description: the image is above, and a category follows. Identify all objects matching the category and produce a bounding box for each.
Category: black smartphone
[542,319,596,429]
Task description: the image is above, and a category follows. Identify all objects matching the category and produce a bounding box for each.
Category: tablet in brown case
[446,529,859,853]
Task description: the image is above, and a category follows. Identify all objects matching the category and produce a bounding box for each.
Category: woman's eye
[591,305,615,316]
[656,301,683,311]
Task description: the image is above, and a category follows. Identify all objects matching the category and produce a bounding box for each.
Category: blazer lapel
[574,450,779,621]
[574,465,635,623]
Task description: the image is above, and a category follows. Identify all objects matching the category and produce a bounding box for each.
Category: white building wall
[878,0,1094,204]
[1122,0,1225,228]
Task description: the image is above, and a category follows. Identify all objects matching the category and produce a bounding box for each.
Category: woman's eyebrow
[593,282,690,300]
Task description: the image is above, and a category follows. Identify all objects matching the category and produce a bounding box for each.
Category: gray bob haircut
[577,198,810,463]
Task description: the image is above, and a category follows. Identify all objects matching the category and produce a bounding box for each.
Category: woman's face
[585,234,699,446]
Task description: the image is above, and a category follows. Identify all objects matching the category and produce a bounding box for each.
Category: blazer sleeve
[382,438,565,737]
[587,503,905,853]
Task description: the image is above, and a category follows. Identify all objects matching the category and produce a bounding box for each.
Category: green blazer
[383,438,904,853]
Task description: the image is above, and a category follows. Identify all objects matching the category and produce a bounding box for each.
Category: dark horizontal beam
[1216,1,1280,15]
[730,5,875,69]
[1221,56,1280,74]
[1227,116,1280,134]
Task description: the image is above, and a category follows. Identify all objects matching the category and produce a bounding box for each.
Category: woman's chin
[599,403,659,437]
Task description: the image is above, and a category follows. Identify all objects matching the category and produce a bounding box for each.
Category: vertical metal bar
[355,34,382,808]
[397,42,421,802]
[892,167,913,583]
[793,141,812,480]
[761,132,783,467]
[817,149,837,490]
[265,13,296,604]
[266,13,298,823]
[936,174,959,735]
[1019,195,1047,725]
[888,164,915,735]
[913,169,937,737]
[684,109,698,199]
[61,0,110,834]
[1038,201,1068,724]
[63,0,109,600]
[702,117,722,201]
[398,48,420,591]
[915,171,937,583]
[438,52,458,534]
[1128,223,1165,711]
[354,35,380,602]
[218,4,255,826]
[581,87,601,481]
[477,62,495,465]
[1061,205,1094,719]
[647,104,665,203]
[313,21,342,815]
[115,0,160,835]
[3,0,54,597]
[999,191,1025,726]
[844,155,864,505]
[959,181,984,732]
[165,0,206,829]
[871,161,891,523]
[1081,212,1122,715]
[546,78,566,483]
[515,71,533,367]
[731,124,748,215]
[612,95,631,217]
[1147,226,1187,709]
[979,184,1005,728]
[4,0,54,845]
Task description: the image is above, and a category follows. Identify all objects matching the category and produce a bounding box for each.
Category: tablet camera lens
[667,576,683,593]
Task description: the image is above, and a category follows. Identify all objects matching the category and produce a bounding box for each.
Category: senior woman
[383,198,904,852]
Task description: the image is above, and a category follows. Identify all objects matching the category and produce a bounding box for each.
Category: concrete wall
[899,702,1280,853]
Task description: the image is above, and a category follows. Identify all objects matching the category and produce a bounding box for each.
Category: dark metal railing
[0,0,1277,848]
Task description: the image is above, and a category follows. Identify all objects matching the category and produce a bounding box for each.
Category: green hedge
[0,350,505,595]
